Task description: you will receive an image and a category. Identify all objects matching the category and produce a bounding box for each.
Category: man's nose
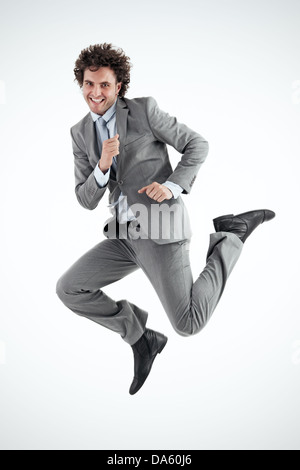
[93,85,103,97]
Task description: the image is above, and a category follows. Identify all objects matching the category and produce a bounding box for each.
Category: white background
[0,0,300,450]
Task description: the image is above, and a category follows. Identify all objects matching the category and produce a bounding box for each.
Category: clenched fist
[138,182,173,202]
[99,134,120,173]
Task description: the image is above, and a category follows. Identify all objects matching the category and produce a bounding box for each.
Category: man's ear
[117,82,122,95]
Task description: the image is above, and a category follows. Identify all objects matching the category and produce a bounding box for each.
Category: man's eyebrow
[84,80,111,84]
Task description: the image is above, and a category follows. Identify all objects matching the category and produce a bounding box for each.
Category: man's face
[82,67,122,115]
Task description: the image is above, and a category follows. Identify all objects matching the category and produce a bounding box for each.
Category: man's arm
[144,96,209,195]
[71,128,108,210]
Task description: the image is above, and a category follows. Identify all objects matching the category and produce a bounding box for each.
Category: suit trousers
[56,230,243,345]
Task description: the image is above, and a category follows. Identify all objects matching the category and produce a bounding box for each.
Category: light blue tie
[96,117,117,173]
[97,117,109,151]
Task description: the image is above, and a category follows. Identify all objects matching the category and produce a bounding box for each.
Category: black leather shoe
[129,328,168,395]
[213,209,276,243]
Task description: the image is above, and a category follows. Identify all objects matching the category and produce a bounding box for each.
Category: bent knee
[56,273,91,306]
[171,313,207,337]
[56,275,70,302]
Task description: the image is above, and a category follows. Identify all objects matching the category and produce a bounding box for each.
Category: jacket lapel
[84,114,100,168]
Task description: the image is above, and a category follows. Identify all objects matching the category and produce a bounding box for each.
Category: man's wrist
[99,162,109,174]
[163,181,183,199]
[94,162,110,187]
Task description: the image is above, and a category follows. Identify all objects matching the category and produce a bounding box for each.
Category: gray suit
[56,97,243,344]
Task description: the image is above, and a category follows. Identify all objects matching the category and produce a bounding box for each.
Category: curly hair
[74,43,132,98]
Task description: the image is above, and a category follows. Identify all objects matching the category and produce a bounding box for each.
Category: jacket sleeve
[71,127,108,210]
[146,97,209,194]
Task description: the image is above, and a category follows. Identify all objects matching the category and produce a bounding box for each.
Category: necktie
[97,116,109,152]
[96,117,117,174]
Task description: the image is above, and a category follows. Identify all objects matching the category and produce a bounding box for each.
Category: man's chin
[90,106,106,115]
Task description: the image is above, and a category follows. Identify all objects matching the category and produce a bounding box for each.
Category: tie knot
[98,117,107,128]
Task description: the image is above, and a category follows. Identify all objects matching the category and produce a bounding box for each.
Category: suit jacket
[70,96,209,244]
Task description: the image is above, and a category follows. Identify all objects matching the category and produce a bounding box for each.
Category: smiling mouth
[90,97,105,104]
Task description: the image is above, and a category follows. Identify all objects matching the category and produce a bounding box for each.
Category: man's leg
[132,208,275,336]
[56,238,148,345]
[132,231,243,336]
[56,236,168,395]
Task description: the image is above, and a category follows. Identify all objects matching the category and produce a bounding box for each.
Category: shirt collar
[90,99,117,123]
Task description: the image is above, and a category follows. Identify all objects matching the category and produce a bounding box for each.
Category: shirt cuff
[163,181,183,199]
[94,163,110,187]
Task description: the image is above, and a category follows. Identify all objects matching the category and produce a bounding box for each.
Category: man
[56,43,275,395]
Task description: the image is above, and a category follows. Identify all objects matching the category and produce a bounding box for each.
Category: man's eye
[102,84,109,87]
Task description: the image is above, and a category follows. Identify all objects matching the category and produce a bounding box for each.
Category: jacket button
[118,180,124,185]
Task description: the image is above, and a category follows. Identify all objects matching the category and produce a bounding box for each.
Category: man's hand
[99,134,120,173]
[138,182,173,202]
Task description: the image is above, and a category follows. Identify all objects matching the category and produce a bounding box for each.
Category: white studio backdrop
[0,0,300,450]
